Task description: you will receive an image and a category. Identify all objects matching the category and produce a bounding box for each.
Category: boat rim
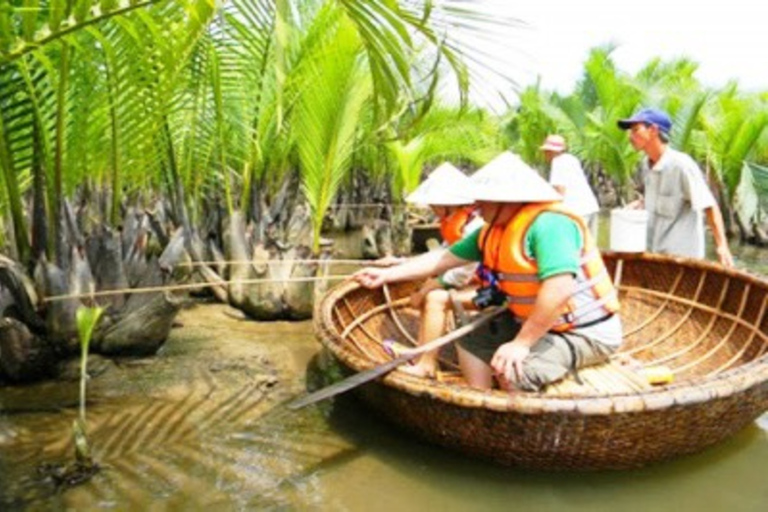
[315,252,768,415]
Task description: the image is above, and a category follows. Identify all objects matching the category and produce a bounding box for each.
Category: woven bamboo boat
[314,252,768,470]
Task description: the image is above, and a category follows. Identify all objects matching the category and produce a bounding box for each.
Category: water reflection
[317,396,768,512]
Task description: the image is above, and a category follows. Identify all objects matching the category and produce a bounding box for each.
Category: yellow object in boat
[642,365,674,385]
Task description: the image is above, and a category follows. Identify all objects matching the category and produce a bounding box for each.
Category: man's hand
[354,249,468,292]
[491,341,530,386]
[353,267,390,289]
[716,244,735,268]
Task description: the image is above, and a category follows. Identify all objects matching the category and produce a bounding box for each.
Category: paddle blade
[287,305,505,410]
[286,355,410,410]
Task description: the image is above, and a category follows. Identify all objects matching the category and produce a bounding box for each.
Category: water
[1,229,767,510]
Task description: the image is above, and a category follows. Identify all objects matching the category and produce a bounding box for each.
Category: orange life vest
[477,202,619,331]
[440,206,477,244]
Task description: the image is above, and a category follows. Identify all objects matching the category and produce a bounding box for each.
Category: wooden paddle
[287,305,506,410]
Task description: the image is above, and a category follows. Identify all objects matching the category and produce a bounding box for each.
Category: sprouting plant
[73,306,104,467]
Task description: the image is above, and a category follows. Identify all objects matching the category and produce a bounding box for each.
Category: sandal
[382,339,415,364]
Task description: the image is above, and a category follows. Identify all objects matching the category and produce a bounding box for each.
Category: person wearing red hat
[355,152,622,391]
[540,134,600,236]
[617,108,734,267]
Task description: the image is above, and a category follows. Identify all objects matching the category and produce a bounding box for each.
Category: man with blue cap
[618,108,734,267]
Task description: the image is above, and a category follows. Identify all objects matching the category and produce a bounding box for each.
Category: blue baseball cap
[617,108,672,135]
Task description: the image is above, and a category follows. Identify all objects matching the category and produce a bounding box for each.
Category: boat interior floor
[425,356,658,397]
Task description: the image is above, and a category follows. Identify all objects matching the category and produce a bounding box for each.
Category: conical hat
[405,162,474,205]
[470,152,561,203]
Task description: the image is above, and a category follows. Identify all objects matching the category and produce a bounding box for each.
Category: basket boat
[313,252,768,470]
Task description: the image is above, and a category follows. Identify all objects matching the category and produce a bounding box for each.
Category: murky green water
[1,228,767,511]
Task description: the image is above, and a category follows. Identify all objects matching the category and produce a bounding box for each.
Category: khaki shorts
[457,310,615,391]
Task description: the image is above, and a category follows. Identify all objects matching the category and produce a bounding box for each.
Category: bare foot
[398,362,437,379]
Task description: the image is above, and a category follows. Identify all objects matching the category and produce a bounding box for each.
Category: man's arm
[354,249,470,289]
[490,273,576,383]
[679,157,733,267]
[705,205,734,268]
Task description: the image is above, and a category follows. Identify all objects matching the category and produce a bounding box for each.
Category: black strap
[571,313,614,330]
[449,290,469,327]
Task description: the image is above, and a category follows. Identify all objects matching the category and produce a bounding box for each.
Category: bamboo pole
[42,274,354,303]
[175,258,384,268]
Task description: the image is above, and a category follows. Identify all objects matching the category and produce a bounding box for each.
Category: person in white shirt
[540,134,600,236]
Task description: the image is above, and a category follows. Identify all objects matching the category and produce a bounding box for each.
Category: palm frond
[388,104,502,199]
[1,0,163,64]
[734,161,768,227]
[293,16,372,253]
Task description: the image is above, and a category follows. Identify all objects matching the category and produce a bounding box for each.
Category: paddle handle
[287,305,506,410]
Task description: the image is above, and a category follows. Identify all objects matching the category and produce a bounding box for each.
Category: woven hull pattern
[357,378,768,470]
[314,252,768,470]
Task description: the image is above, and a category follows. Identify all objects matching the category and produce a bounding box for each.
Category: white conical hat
[405,162,474,205]
[470,152,561,203]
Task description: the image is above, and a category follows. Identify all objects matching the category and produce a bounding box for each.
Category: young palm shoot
[73,306,104,469]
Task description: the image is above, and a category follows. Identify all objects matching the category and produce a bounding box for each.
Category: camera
[472,285,506,309]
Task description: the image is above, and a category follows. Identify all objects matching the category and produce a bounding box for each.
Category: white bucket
[610,209,648,252]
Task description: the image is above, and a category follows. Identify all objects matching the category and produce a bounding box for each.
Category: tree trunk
[752,220,768,246]
[0,317,56,383]
[733,211,750,243]
[97,292,183,356]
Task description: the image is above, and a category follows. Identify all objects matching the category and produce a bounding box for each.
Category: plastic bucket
[610,209,648,252]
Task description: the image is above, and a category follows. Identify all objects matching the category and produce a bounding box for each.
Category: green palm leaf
[734,161,768,224]
[387,104,502,201]
[1,0,162,64]
[293,16,372,253]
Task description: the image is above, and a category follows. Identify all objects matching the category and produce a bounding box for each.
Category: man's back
[549,153,599,216]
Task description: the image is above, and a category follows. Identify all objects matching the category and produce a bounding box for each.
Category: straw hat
[470,152,561,203]
[405,162,474,205]
[540,134,567,152]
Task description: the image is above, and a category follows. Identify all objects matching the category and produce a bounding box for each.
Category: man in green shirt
[354,152,622,391]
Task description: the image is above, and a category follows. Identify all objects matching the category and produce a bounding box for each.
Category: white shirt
[642,147,716,258]
[440,215,484,288]
[549,153,599,216]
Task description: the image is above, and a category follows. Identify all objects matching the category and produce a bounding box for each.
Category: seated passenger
[356,153,623,391]
[391,162,482,378]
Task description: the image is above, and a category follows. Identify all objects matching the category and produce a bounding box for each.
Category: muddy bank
[1,302,307,412]
[0,301,335,509]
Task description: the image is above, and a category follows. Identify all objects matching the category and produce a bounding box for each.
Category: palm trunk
[0,112,31,265]
[53,41,70,268]
[31,123,49,264]
[105,57,122,227]
[163,119,228,302]
[210,46,234,216]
